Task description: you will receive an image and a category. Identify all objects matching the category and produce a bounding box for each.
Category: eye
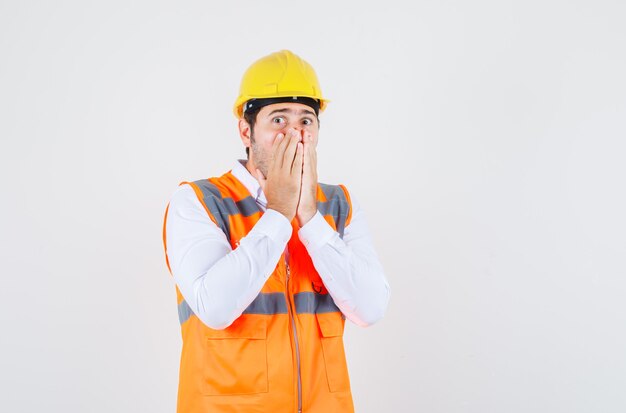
[272,117,285,124]
[302,118,313,126]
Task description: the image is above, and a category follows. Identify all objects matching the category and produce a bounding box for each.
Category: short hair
[243,106,262,158]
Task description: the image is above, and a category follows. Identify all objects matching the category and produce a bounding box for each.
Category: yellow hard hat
[233,50,329,118]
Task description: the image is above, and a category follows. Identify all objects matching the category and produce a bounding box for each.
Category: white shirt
[165,160,390,329]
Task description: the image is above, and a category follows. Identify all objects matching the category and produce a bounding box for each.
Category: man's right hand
[254,129,304,222]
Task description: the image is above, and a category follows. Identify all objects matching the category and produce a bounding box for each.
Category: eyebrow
[267,108,317,117]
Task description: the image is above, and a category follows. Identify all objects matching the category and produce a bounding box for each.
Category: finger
[290,128,301,142]
[283,130,300,171]
[304,140,317,180]
[309,140,317,170]
[269,133,287,170]
[277,130,297,169]
[272,133,284,149]
[304,137,314,159]
[292,142,304,176]
[301,140,310,176]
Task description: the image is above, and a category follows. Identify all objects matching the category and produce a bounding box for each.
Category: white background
[1,1,625,412]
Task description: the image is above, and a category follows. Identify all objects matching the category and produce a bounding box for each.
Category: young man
[163,50,390,413]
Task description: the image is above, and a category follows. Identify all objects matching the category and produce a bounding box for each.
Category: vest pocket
[203,318,268,396]
[316,312,351,393]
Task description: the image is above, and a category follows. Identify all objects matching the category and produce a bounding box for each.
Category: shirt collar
[231,159,267,208]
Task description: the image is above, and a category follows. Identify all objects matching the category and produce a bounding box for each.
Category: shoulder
[171,177,230,206]
[166,179,232,238]
[189,179,224,199]
[167,183,205,213]
[167,178,226,214]
[317,182,356,232]
[318,182,351,202]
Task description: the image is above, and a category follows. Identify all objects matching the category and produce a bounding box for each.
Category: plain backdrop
[1,1,625,412]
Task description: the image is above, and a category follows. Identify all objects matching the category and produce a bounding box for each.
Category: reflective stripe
[195,181,260,217]
[193,179,349,240]
[317,197,349,234]
[179,292,337,324]
[317,198,344,217]
[294,292,341,314]
[318,183,350,238]
[193,180,231,240]
[178,293,288,325]
[318,183,336,202]
[243,292,289,315]
[178,300,194,324]
[192,181,263,241]
[232,196,261,217]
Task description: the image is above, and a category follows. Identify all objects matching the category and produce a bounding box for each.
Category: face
[239,102,320,177]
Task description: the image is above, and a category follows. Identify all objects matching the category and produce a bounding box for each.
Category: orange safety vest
[162,170,355,413]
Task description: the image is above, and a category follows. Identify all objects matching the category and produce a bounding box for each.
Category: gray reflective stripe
[236,196,262,217]
[224,196,260,217]
[294,292,341,314]
[192,181,263,240]
[243,292,288,315]
[318,183,350,238]
[317,198,347,217]
[194,181,260,218]
[178,300,194,324]
[193,180,231,240]
[192,179,348,239]
[179,293,338,324]
[178,293,287,325]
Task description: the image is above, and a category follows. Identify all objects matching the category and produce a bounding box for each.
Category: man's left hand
[296,130,318,227]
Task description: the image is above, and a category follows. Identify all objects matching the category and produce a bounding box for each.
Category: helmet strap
[243,96,320,116]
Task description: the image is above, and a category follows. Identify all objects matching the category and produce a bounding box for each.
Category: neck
[244,157,261,181]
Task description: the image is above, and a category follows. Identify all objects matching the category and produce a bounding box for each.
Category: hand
[296,130,318,227]
[254,129,304,222]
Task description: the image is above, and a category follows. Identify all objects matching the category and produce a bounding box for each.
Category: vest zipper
[286,263,303,413]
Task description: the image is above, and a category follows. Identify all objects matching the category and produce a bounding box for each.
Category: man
[162,50,390,413]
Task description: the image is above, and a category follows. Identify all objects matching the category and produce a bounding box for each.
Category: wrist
[296,208,317,227]
[267,203,295,222]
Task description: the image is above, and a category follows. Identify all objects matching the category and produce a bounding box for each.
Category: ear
[238,118,252,149]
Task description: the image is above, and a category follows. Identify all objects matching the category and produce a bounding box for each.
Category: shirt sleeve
[298,192,391,327]
[165,184,292,329]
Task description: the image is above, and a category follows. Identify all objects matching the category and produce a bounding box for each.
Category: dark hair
[243,106,262,158]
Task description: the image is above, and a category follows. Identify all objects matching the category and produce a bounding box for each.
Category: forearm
[299,210,391,327]
[166,185,291,329]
